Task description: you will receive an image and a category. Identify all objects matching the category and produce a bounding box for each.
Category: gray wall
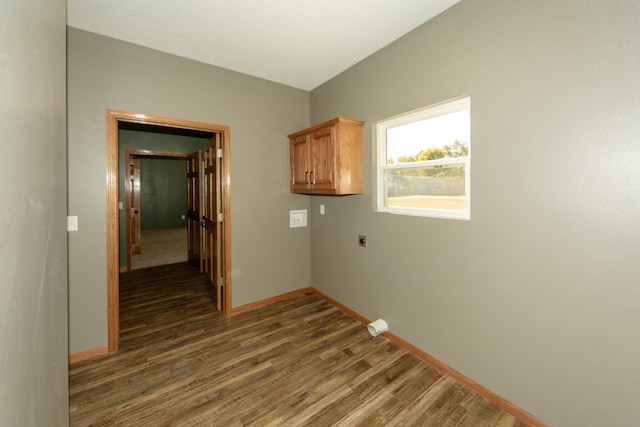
[67,27,311,354]
[310,1,640,426]
[0,0,69,424]
[65,2,640,425]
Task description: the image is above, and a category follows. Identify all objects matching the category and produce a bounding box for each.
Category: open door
[203,134,223,311]
[125,155,142,271]
[130,157,142,255]
[186,150,203,271]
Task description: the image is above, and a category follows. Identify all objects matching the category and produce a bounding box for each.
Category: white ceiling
[67,0,461,91]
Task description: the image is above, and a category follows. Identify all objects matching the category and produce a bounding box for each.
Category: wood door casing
[109,111,232,352]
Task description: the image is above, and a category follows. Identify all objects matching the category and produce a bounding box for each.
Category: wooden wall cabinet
[288,116,364,195]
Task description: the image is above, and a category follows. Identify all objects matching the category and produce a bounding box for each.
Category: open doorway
[123,149,198,272]
[106,110,232,352]
[128,155,187,270]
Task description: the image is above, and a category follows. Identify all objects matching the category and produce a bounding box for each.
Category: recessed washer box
[289,210,307,228]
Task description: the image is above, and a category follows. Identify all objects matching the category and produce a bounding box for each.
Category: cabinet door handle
[310,171,314,184]
[305,171,309,184]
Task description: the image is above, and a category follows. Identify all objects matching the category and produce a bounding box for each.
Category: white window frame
[375,97,471,220]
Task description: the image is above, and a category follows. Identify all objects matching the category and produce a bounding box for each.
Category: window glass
[376,97,470,219]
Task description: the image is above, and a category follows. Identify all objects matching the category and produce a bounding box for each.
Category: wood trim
[236,286,550,427]
[381,332,549,427]
[106,109,233,354]
[309,288,550,427]
[68,345,108,365]
[81,275,548,426]
[125,149,192,158]
[106,111,119,352]
[220,127,232,313]
[230,287,314,315]
[310,287,371,325]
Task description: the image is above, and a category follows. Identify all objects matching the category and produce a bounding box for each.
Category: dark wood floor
[69,262,529,426]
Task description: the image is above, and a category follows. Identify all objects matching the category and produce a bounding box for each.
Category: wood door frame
[107,109,232,352]
[124,149,192,272]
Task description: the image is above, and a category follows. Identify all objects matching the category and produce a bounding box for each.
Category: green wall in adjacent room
[139,157,187,231]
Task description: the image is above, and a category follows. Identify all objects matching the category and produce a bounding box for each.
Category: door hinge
[216,148,223,158]
[217,213,223,222]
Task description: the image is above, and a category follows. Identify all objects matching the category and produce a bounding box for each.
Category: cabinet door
[290,134,310,191]
[310,126,336,190]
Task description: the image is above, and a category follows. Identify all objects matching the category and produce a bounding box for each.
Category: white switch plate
[289,209,307,228]
[67,216,78,232]
[320,204,325,215]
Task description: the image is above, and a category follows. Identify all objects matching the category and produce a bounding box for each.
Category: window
[376,97,470,219]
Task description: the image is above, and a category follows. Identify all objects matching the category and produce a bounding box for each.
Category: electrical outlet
[358,235,367,247]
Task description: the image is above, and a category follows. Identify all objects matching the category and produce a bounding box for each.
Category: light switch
[320,204,325,215]
[289,209,307,228]
[67,216,78,232]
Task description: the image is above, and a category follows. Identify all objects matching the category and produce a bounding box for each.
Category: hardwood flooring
[69,262,530,426]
